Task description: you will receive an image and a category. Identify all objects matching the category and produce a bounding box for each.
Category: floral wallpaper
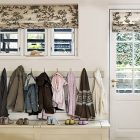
[112,12,140,32]
[0,5,78,29]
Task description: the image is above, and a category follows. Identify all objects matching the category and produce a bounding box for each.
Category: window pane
[116,68,133,93]
[116,32,133,41]
[134,32,140,41]
[134,43,140,66]
[51,28,75,56]
[26,29,45,55]
[27,33,44,40]
[134,69,140,93]
[116,42,133,67]
[116,68,132,78]
[0,32,19,54]
[134,79,140,93]
[27,43,44,51]
[3,34,18,39]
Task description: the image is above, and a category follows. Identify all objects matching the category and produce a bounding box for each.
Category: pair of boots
[0,117,14,125]
[16,118,29,125]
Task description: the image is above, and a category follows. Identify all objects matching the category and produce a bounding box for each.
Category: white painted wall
[0,0,109,83]
[0,0,110,119]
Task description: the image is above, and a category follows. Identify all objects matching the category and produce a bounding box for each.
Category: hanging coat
[67,71,77,116]
[36,72,54,114]
[75,68,95,119]
[24,73,38,113]
[93,69,107,117]
[51,72,67,110]
[63,84,69,113]
[7,65,26,112]
[0,68,8,117]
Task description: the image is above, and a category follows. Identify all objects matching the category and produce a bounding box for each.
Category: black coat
[36,72,54,114]
[0,68,8,117]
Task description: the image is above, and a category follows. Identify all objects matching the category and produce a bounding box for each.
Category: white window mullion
[74,29,78,56]
[44,29,48,56]
[47,29,51,56]
[132,32,135,94]
[19,29,25,56]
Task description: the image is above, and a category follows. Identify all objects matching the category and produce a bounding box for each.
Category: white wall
[0,0,109,83]
[0,0,109,117]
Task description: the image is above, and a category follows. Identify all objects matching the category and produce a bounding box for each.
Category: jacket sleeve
[25,89,32,113]
[30,85,38,112]
[7,75,19,111]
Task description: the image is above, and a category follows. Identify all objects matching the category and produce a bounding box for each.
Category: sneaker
[47,116,52,125]
[78,120,88,125]
[51,117,59,125]
[82,121,88,125]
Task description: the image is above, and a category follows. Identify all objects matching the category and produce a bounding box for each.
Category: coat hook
[44,68,45,72]
[56,68,58,72]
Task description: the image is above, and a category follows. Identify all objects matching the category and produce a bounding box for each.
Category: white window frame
[24,29,47,56]
[0,28,78,58]
[50,28,77,56]
[0,29,21,56]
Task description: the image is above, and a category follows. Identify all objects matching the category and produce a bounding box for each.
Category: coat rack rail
[1,70,104,78]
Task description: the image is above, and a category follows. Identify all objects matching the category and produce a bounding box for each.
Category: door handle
[111,79,119,83]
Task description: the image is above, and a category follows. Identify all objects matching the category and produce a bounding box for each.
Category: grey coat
[0,68,8,117]
[24,74,38,113]
[7,65,26,112]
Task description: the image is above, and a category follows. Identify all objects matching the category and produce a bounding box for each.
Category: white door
[110,10,140,140]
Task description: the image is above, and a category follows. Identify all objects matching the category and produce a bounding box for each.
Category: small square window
[0,29,19,55]
[51,28,76,56]
[25,29,46,56]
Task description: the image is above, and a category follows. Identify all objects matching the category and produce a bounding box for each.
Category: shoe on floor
[0,117,4,125]
[78,120,88,125]
[23,118,29,125]
[16,118,24,125]
[4,117,14,125]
